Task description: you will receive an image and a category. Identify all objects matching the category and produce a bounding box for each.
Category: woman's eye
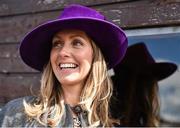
[72,39,83,47]
[52,41,64,48]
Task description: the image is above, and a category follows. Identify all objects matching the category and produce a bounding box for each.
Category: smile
[59,63,78,69]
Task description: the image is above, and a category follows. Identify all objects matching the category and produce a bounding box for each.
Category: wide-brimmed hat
[114,43,177,81]
[19,4,128,71]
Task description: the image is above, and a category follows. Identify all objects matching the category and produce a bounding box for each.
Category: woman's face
[50,29,93,86]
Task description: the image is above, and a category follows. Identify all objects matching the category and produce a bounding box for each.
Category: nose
[58,45,70,58]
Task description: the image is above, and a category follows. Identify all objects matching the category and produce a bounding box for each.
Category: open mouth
[59,63,78,70]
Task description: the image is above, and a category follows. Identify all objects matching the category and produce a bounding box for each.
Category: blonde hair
[24,40,116,127]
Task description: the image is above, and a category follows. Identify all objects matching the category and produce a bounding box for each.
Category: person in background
[111,43,177,127]
[0,4,128,127]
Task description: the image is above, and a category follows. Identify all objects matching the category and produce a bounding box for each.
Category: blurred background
[0,0,180,126]
[127,29,180,126]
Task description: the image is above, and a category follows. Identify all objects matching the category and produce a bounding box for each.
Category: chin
[60,78,81,85]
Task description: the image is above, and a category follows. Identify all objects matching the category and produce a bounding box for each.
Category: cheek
[81,51,93,75]
[81,49,93,65]
[87,52,93,65]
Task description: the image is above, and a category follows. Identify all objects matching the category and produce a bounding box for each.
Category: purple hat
[114,43,177,81]
[19,4,128,71]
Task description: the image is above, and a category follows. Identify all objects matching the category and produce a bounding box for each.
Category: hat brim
[114,62,177,81]
[144,62,177,81]
[20,17,127,71]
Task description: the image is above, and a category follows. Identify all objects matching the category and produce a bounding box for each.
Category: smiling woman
[50,29,93,89]
[0,4,127,127]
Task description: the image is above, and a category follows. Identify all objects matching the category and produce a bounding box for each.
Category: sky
[128,32,180,123]
[128,33,180,63]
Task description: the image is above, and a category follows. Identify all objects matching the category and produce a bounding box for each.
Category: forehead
[54,29,90,39]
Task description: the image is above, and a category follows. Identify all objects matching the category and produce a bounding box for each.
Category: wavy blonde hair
[24,40,116,127]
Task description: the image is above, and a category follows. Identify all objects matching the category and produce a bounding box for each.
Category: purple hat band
[20,4,128,71]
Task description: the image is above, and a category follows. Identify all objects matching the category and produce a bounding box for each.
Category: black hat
[114,43,177,81]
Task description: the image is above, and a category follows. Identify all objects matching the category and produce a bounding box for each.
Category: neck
[61,83,83,106]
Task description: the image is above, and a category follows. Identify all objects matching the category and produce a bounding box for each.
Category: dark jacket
[0,96,89,127]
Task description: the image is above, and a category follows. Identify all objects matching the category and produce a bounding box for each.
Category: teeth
[60,63,77,68]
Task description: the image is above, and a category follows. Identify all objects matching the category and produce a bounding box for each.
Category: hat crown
[122,43,155,66]
[59,4,105,20]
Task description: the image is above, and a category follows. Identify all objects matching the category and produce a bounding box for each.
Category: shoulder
[0,96,37,127]
[1,96,36,112]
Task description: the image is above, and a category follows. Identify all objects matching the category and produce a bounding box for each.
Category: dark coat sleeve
[0,96,40,127]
